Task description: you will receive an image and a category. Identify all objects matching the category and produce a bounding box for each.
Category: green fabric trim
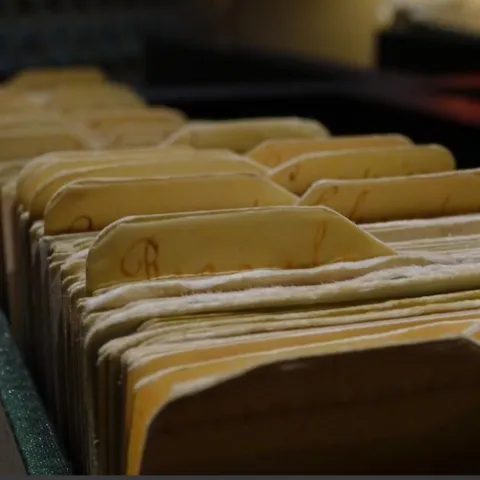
[0,311,71,475]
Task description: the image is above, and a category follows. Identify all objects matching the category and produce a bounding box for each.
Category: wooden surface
[0,403,25,475]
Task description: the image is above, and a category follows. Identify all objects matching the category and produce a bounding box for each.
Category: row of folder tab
[1,65,480,474]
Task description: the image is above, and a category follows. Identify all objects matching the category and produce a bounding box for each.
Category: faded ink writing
[120,237,159,279]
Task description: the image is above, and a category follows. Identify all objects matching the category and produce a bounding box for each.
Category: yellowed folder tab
[43,171,293,234]
[270,144,455,195]
[249,134,412,168]
[163,117,329,152]
[299,169,480,223]
[85,206,395,293]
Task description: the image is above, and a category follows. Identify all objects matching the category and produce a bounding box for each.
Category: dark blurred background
[2,0,480,165]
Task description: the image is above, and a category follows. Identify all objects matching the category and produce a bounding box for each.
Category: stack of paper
[2,66,480,475]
